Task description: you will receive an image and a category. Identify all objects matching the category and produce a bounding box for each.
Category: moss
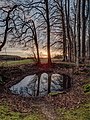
[0,104,45,120]
[23,114,44,120]
[0,75,6,85]
[83,84,90,93]
[49,91,64,96]
[56,103,90,120]
[0,76,3,84]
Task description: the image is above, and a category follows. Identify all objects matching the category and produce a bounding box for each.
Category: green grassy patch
[0,104,45,120]
[0,58,48,67]
[0,59,35,67]
[56,103,90,120]
[0,59,76,67]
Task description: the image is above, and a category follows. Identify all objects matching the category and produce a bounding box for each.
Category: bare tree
[1,0,90,65]
[0,5,17,51]
[54,0,67,61]
[29,19,40,64]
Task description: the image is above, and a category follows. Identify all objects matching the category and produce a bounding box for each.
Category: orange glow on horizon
[1,47,63,58]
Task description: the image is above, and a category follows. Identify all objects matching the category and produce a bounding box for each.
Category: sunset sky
[0,0,63,58]
[0,47,60,58]
[0,45,62,58]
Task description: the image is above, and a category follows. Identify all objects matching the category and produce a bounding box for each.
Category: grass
[0,58,75,67]
[56,102,90,120]
[0,104,45,120]
[0,58,90,67]
[82,78,90,94]
[0,59,35,67]
[83,84,90,93]
[0,58,48,67]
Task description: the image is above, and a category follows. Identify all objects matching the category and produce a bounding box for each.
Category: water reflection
[10,73,71,97]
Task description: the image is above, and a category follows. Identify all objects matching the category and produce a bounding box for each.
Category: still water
[10,73,71,97]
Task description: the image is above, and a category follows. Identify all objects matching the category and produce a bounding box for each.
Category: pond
[10,73,71,97]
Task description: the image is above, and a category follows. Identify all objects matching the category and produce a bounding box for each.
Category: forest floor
[0,62,90,120]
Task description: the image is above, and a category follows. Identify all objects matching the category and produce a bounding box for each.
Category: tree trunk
[76,0,81,67]
[35,37,40,64]
[81,0,86,62]
[0,22,8,51]
[65,0,72,62]
[88,0,90,59]
[44,0,51,66]
[32,20,40,64]
[73,8,77,62]
[78,0,81,59]
[61,1,67,61]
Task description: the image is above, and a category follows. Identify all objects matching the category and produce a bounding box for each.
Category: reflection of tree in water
[37,73,41,96]
[63,74,71,90]
[48,74,51,93]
